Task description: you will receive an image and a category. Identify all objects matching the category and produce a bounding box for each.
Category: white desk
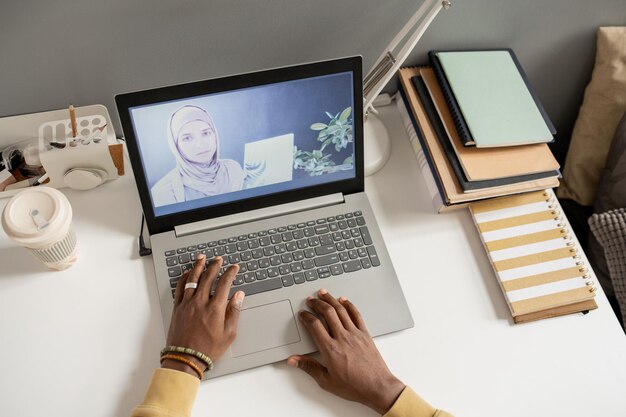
[1,104,625,417]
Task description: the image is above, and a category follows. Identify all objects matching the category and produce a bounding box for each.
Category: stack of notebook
[396,49,561,212]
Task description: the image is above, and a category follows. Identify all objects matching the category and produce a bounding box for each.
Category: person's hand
[287,289,405,415]
[162,254,245,377]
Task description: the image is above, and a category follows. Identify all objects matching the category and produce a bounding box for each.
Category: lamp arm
[363,0,450,113]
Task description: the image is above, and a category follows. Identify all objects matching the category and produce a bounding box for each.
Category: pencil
[69,104,77,138]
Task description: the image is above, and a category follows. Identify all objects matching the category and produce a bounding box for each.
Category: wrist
[369,375,405,415]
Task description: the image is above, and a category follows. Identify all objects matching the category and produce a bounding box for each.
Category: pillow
[558,27,626,206]
[589,208,626,329]
[587,112,626,302]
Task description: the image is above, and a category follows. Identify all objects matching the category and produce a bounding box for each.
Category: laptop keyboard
[164,210,381,299]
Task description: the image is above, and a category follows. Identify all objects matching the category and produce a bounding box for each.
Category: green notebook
[435,50,554,148]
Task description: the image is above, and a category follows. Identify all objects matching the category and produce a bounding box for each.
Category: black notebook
[428,49,557,147]
[411,75,559,192]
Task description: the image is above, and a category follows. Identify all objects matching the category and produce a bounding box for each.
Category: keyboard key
[281,253,293,263]
[301,259,315,270]
[293,230,304,239]
[246,260,259,271]
[338,220,348,230]
[293,272,306,284]
[214,247,226,256]
[258,231,268,236]
[290,262,303,272]
[304,227,315,237]
[271,235,281,244]
[263,246,275,256]
[241,251,252,261]
[270,255,282,266]
[314,225,329,234]
[172,289,176,298]
[267,267,280,277]
[306,221,315,226]
[225,244,237,254]
[180,263,193,273]
[228,278,283,298]
[350,228,361,238]
[330,264,343,276]
[356,216,366,226]
[248,239,260,249]
[305,270,318,281]
[166,257,178,267]
[343,260,362,273]
[367,246,381,267]
[345,213,353,218]
[233,274,244,285]
[228,237,237,243]
[297,223,306,228]
[347,219,357,228]
[244,272,256,283]
[170,277,179,287]
[316,218,326,224]
[229,254,241,264]
[361,258,372,269]
[329,223,339,232]
[308,237,320,246]
[297,239,309,249]
[282,275,295,287]
[293,250,304,261]
[237,242,247,251]
[252,249,264,259]
[315,254,340,267]
[165,250,176,257]
[315,245,336,256]
[279,265,291,275]
[256,269,268,280]
[187,245,197,251]
[238,234,247,241]
[268,228,277,234]
[317,267,331,279]
[354,210,362,216]
[285,242,298,252]
[274,244,287,254]
[176,248,187,254]
[336,214,345,220]
[303,248,316,258]
[335,241,346,251]
[319,234,334,245]
[218,239,227,245]
[345,240,355,249]
[360,227,373,245]
[339,251,349,261]
[197,243,207,250]
[278,226,287,232]
[248,233,257,238]
[258,258,271,269]
[168,266,182,277]
[326,216,336,222]
[288,224,297,230]
[178,253,191,263]
[348,249,358,259]
[259,237,271,246]
[281,232,293,241]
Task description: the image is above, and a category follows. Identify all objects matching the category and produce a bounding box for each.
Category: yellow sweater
[131,369,453,417]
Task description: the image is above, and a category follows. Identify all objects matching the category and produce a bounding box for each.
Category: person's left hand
[162,254,245,377]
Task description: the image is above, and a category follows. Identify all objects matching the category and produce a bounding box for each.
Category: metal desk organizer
[0,104,124,198]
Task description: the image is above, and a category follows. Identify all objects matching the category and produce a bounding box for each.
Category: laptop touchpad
[230,300,301,358]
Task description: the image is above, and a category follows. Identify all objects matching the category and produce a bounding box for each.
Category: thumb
[288,355,327,384]
[225,291,245,334]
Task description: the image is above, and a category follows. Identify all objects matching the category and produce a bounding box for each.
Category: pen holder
[0,104,125,198]
[38,109,119,189]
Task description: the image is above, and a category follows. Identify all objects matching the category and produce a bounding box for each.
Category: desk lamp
[363,0,451,176]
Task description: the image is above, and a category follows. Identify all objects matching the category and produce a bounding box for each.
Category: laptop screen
[117,57,363,234]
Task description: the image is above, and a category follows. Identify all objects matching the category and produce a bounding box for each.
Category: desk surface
[1,104,625,417]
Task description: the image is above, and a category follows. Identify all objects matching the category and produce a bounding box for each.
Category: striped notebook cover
[469,190,597,323]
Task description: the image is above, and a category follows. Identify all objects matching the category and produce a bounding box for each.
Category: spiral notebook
[469,190,597,323]
[429,49,556,148]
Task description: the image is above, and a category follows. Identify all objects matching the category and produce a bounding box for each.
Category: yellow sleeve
[383,386,454,417]
[131,368,200,417]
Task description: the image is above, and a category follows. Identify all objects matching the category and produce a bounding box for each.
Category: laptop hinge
[175,193,345,238]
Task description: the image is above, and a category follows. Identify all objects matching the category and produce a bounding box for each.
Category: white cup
[1,187,78,270]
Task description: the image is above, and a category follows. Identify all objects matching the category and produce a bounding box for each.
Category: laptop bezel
[115,56,364,235]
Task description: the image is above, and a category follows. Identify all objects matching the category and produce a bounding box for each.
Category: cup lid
[1,187,72,245]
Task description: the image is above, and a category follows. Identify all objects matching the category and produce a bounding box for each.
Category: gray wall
[2,0,625,162]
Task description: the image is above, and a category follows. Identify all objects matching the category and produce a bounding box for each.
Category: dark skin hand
[162,254,245,377]
[288,288,406,415]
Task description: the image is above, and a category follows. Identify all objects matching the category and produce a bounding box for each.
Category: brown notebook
[419,68,560,181]
[398,67,559,205]
[469,190,597,323]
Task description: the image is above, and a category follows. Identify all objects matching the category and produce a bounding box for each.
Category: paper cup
[1,187,78,270]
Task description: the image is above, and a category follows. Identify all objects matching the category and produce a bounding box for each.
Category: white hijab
[169,105,236,197]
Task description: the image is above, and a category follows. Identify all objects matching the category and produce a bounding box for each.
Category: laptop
[115,56,414,378]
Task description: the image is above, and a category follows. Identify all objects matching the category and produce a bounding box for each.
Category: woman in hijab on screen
[151,105,245,207]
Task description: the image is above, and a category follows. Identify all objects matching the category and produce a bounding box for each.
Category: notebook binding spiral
[544,191,596,294]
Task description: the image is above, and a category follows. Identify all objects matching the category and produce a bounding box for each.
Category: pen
[80,124,108,145]
[69,104,77,138]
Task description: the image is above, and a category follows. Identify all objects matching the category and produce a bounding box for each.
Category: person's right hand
[288,289,406,415]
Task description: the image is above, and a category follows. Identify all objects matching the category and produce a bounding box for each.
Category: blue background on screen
[129,72,356,218]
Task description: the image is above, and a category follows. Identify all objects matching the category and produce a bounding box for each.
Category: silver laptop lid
[115,57,364,235]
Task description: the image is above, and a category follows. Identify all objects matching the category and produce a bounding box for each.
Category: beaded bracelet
[160,346,214,372]
[160,353,204,380]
